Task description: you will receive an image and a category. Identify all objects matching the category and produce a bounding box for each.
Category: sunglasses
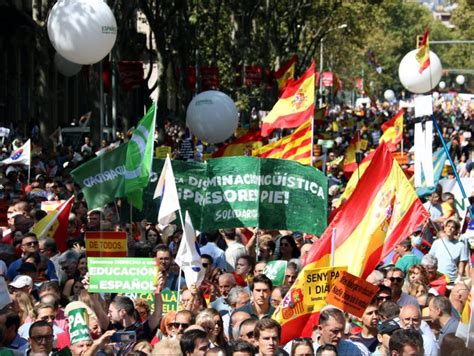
[377,295,391,301]
[23,241,39,247]
[246,331,254,338]
[172,322,189,329]
[202,263,209,268]
[31,334,54,342]
[389,277,403,283]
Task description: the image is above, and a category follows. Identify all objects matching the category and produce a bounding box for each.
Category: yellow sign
[85,231,127,257]
[302,266,347,307]
[155,146,171,159]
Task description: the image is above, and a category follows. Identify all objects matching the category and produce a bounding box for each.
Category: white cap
[9,275,33,289]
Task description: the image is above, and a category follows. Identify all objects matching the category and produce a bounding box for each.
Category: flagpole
[310,114,315,167]
[175,208,187,309]
[330,228,336,267]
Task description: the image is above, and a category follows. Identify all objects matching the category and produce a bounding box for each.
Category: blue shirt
[7,258,58,281]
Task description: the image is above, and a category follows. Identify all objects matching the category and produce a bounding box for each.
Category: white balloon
[438,81,446,89]
[54,53,82,77]
[432,91,439,99]
[47,0,117,65]
[384,89,395,102]
[456,75,465,85]
[398,49,442,94]
[186,91,239,144]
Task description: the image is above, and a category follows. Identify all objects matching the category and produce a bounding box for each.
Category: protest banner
[85,231,127,257]
[65,302,91,344]
[155,146,171,159]
[302,266,347,308]
[88,257,156,293]
[136,156,328,235]
[263,260,287,286]
[326,271,379,318]
[125,289,178,314]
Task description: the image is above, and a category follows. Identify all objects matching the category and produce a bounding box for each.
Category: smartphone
[111,330,137,343]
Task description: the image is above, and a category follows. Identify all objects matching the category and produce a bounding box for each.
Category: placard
[85,231,127,257]
[326,271,379,317]
[302,266,347,307]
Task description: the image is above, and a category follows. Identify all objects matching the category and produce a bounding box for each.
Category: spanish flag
[262,62,315,137]
[460,292,471,324]
[274,143,428,344]
[31,196,74,252]
[343,132,362,173]
[212,130,263,158]
[379,109,405,151]
[253,118,312,166]
[416,29,430,73]
[274,55,297,93]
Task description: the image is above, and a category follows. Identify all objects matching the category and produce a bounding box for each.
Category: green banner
[125,289,178,314]
[88,257,156,293]
[67,308,90,345]
[71,143,128,209]
[139,157,328,235]
[263,260,288,286]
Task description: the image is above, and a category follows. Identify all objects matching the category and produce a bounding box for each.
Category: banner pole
[175,208,187,309]
[330,228,336,267]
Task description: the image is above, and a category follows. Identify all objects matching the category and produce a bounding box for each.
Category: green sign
[67,308,90,345]
[125,289,178,314]
[88,257,156,293]
[263,260,288,286]
[138,157,328,235]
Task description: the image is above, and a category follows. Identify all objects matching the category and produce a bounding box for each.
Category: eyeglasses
[23,241,39,247]
[389,277,403,283]
[171,322,189,329]
[31,334,54,342]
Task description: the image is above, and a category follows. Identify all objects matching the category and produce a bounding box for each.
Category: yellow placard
[302,266,347,307]
[155,146,171,159]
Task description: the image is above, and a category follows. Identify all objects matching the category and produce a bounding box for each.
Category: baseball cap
[9,275,33,289]
[378,319,401,335]
[16,262,37,273]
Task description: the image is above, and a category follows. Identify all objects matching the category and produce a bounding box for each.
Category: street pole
[319,39,324,108]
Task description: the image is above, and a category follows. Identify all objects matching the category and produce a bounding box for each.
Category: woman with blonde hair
[14,291,35,324]
[195,308,226,347]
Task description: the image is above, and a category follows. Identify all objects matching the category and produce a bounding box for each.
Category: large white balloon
[384,89,395,102]
[48,0,117,65]
[398,49,442,94]
[438,81,446,89]
[456,75,465,85]
[186,91,239,144]
[54,53,82,77]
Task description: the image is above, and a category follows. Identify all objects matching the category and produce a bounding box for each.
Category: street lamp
[319,24,348,107]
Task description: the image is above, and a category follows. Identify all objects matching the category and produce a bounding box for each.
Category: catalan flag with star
[261,62,315,137]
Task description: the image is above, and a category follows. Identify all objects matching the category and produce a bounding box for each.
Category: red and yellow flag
[262,62,315,137]
[253,118,312,166]
[461,293,471,324]
[416,29,430,73]
[343,132,362,173]
[31,197,74,252]
[212,130,263,158]
[379,108,405,151]
[274,55,297,93]
[274,143,428,344]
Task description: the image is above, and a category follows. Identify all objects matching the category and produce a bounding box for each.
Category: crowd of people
[0,94,472,355]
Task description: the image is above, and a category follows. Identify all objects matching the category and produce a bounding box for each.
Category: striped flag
[261,62,315,137]
[416,29,430,73]
[31,197,74,252]
[343,132,362,173]
[274,55,297,94]
[212,130,263,158]
[379,109,405,151]
[274,143,428,344]
[253,118,312,166]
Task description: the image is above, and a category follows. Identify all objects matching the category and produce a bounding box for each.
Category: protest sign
[302,266,347,307]
[263,261,287,286]
[125,289,178,314]
[88,257,156,293]
[326,271,379,318]
[136,157,328,235]
[155,146,171,159]
[71,143,127,209]
[85,231,127,257]
[66,302,91,345]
